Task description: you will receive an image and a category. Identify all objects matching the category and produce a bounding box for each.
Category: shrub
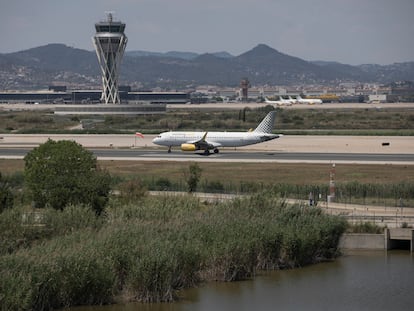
[0,172,14,213]
[24,139,111,214]
[117,178,148,204]
[185,163,202,193]
[154,177,172,190]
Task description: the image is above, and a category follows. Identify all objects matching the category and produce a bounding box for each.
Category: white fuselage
[264,97,292,106]
[152,131,279,148]
[296,96,322,104]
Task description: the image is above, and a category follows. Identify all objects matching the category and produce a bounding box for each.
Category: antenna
[105,11,115,22]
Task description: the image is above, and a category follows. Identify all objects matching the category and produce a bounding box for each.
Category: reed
[0,193,346,309]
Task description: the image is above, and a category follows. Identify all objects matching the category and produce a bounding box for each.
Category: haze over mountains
[1,43,413,90]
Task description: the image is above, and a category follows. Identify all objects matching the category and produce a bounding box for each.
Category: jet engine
[181,143,197,151]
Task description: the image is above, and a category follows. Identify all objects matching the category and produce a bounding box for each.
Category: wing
[187,132,221,150]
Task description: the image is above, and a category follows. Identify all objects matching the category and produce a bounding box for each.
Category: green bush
[154,177,172,190]
[0,172,14,213]
[24,139,111,214]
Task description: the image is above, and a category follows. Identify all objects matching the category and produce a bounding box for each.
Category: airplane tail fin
[254,111,277,133]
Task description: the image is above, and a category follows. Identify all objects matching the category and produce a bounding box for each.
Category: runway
[1,134,413,164]
[1,147,413,164]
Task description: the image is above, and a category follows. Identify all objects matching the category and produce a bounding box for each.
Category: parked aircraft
[152,111,281,154]
[288,96,299,105]
[296,95,323,105]
[264,96,292,106]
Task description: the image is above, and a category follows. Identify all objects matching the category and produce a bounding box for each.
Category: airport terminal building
[0,88,189,105]
[0,89,190,114]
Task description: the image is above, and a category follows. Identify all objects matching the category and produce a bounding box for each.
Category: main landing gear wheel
[214,149,219,154]
[168,147,172,153]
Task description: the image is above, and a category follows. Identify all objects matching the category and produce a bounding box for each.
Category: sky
[1,0,413,65]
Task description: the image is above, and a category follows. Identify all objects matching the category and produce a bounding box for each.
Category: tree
[185,163,202,193]
[0,172,14,212]
[24,139,111,214]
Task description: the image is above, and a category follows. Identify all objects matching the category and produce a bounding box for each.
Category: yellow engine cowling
[181,143,197,151]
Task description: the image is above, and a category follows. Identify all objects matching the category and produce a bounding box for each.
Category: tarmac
[1,134,413,155]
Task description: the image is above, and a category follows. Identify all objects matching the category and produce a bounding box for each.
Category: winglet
[201,132,208,140]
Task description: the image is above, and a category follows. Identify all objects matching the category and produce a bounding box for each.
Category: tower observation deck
[93,13,127,104]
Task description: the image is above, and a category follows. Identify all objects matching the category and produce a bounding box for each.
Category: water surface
[71,251,414,311]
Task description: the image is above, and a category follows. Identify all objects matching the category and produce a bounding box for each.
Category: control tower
[93,13,127,104]
[240,78,250,102]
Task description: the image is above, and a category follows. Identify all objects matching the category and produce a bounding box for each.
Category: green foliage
[0,193,347,308]
[154,177,172,190]
[24,139,111,214]
[117,178,148,204]
[0,205,104,256]
[0,173,14,212]
[0,231,115,310]
[203,180,225,193]
[347,222,384,234]
[185,163,202,193]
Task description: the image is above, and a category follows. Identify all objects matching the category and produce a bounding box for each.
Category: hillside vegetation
[2,43,414,89]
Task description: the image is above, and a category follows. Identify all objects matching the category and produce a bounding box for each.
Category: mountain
[1,43,413,89]
[125,50,233,60]
[5,43,98,75]
[358,62,414,82]
[233,44,334,84]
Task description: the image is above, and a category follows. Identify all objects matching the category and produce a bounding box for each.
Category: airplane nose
[152,136,161,144]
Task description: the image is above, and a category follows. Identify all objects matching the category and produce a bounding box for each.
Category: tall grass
[0,193,346,309]
[0,205,104,256]
[135,176,414,207]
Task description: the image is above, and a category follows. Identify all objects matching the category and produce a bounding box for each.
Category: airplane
[296,95,323,105]
[279,96,296,105]
[152,111,282,154]
[264,96,292,106]
[287,96,299,105]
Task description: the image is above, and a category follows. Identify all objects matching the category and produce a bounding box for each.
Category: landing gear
[202,149,219,155]
[168,146,172,153]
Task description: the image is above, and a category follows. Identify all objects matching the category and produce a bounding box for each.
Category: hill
[1,43,413,89]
